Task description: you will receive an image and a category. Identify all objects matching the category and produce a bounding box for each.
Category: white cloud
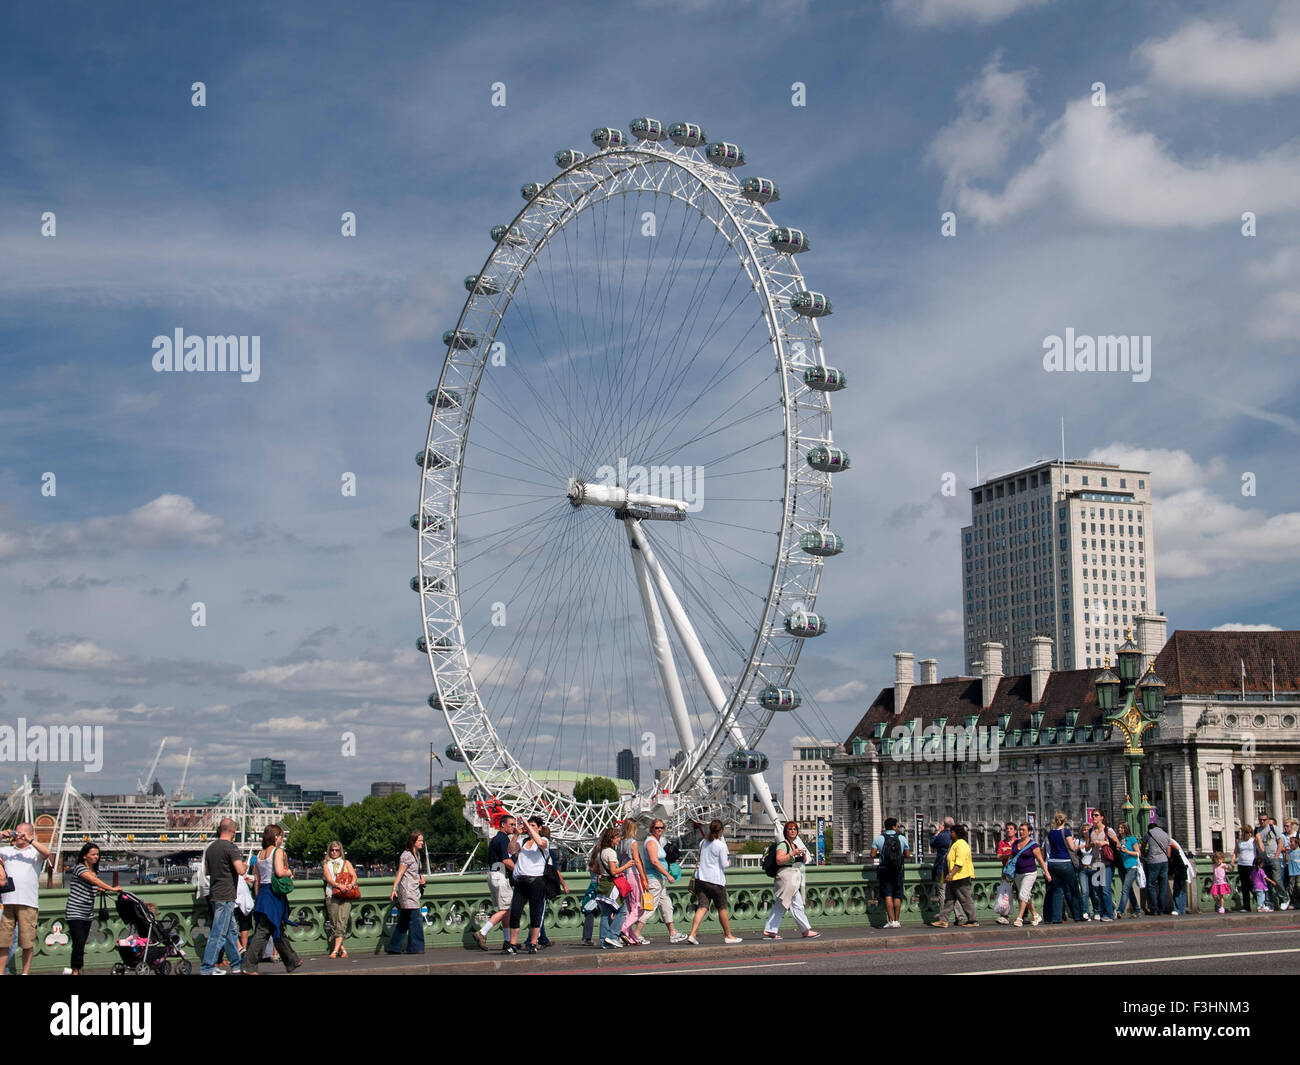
[1211,623,1281,631]
[0,494,225,563]
[237,653,419,697]
[889,0,1050,27]
[813,678,876,703]
[1137,13,1300,99]
[250,715,331,733]
[1085,444,1300,580]
[928,55,1035,195]
[934,69,1300,227]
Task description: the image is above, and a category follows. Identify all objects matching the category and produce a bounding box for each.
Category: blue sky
[2,0,1299,802]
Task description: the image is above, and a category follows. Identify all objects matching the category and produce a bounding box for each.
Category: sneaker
[890,920,902,928]
[1281,902,1290,911]
[635,935,651,945]
[525,944,538,955]
[763,931,783,940]
[1171,912,1182,917]
[1013,918,1023,927]
[204,968,228,976]
[669,932,689,944]
[1031,915,1043,926]
[473,929,489,951]
[995,916,1009,925]
[602,938,623,949]
[724,936,743,945]
[686,935,699,945]
[501,943,518,955]
[1218,907,1225,914]
[1100,917,1113,923]
[1082,913,1091,921]
[929,920,948,928]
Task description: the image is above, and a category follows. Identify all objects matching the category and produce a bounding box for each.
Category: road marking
[944,940,1111,955]
[960,946,1300,975]
[630,961,808,975]
[1216,929,1300,938]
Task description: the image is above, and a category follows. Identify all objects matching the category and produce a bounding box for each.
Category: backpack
[879,831,904,873]
[762,841,781,878]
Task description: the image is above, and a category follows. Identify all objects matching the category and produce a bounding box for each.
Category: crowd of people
[2,807,1295,972]
[875,809,1299,929]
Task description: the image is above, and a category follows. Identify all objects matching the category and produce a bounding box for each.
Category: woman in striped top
[66,842,119,974]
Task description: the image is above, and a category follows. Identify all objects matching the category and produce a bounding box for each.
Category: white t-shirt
[0,845,45,908]
[697,839,730,885]
[515,839,547,878]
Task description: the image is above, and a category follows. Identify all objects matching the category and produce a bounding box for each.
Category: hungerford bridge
[1,775,289,869]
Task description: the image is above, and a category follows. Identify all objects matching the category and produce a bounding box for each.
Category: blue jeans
[1075,868,1093,916]
[1117,864,1142,915]
[1171,879,1187,915]
[387,907,425,953]
[201,900,243,974]
[1088,864,1114,918]
[1144,862,1169,915]
[1045,860,1080,922]
[597,899,626,945]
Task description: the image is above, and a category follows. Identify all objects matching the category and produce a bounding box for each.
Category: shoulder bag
[333,862,361,901]
[271,847,295,895]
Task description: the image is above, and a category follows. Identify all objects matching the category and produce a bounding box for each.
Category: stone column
[1241,765,1255,827]
[1196,764,1212,853]
[1270,765,1285,822]
[1220,764,1236,842]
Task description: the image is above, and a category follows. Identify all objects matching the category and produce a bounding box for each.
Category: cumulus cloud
[932,63,1300,227]
[888,0,1050,27]
[1211,623,1281,631]
[1085,444,1300,580]
[0,494,225,563]
[1137,13,1300,99]
[813,678,876,703]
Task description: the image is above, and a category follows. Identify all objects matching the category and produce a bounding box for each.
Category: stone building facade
[829,623,1300,859]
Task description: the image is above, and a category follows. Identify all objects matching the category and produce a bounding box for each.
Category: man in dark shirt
[930,817,954,882]
[200,818,248,975]
[474,815,518,950]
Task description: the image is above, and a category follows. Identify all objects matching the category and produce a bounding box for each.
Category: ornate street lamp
[1095,661,1121,712]
[1116,630,1142,688]
[1136,667,1166,717]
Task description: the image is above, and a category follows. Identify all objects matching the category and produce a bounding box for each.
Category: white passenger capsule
[803,366,846,392]
[591,127,626,149]
[416,450,451,469]
[427,388,462,408]
[799,530,845,556]
[759,685,802,711]
[443,329,479,350]
[491,224,528,246]
[704,142,746,168]
[768,227,811,254]
[725,748,770,775]
[784,612,828,637]
[791,291,832,317]
[555,148,587,168]
[668,122,708,148]
[464,274,501,296]
[630,117,666,141]
[410,512,446,532]
[739,177,780,204]
[807,446,850,473]
[521,182,546,202]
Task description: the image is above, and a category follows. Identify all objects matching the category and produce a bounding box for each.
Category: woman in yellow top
[930,823,978,928]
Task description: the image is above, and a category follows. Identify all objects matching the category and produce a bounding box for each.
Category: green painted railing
[8,861,1223,973]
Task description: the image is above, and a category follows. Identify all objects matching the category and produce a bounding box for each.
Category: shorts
[877,867,905,900]
[647,876,675,924]
[0,905,38,950]
[489,869,514,910]
[694,880,728,911]
[1014,870,1038,902]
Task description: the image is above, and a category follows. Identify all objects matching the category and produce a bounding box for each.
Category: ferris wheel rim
[416,129,838,844]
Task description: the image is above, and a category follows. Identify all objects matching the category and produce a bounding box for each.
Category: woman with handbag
[323,840,358,959]
[592,827,630,949]
[1008,821,1050,927]
[386,830,426,954]
[65,842,120,974]
[244,824,303,975]
[765,820,823,938]
[1087,811,1120,921]
[617,819,650,945]
[1116,822,1143,919]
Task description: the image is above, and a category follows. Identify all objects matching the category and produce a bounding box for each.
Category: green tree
[739,839,768,854]
[423,784,477,858]
[572,776,620,805]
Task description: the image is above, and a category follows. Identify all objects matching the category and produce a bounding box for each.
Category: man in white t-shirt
[0,824,53,975]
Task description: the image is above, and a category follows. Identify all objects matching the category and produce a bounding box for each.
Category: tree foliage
[572,776,620,805]
[282,789,478,865]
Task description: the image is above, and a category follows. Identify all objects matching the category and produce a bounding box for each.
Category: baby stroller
[111,890,192,975]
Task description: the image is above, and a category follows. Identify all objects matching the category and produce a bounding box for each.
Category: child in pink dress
[1210,852,1231,914]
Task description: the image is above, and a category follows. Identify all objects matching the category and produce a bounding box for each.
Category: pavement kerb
[303,910,1299,974]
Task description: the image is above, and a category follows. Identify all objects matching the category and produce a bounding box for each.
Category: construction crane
[172,747,193,802]
[137,738,166,796]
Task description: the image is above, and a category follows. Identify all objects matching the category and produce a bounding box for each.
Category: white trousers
[764,891,811,934]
